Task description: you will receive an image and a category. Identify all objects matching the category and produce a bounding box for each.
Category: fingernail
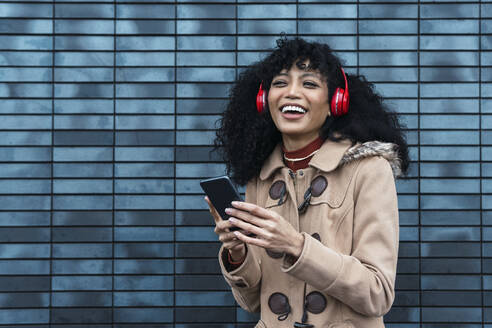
[225,208,232,214]
[228,217,235,223]
[231,201,240,206]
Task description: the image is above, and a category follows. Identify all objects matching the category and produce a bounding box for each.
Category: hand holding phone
[200,175,243,231]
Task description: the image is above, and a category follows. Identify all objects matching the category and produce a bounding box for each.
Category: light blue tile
[176,163,226,177]
[0,180,50,194]
[55,36,113,51]
[54,99,113,114]
[420,83,479,98]
[114,308,173,323]
[0,19,52,34]
[0,163,50,178]
[0,36,52,50]
[53,147,113,161]
[114,276,173,290]
[0,260,49,274]
[55,52,114,67]
[360,36,417,50]
[299,4,356,18]
[116,115,174,129]
[56,4,114,18]
[238,20,294,35]
[116,83,174,98]
[52,259,112,274]
[53,195,113,210]
[421,3,478,18]
[298,20,355,35]
[0,3,52,17]
[421,275,481,290]
[177,83,231,98]
[420,99,479,113]
[115,195,174,210]
[420,115,479,129]
[115,227,173,241]
[116,99,174,114]
[115,163,174,177]
[55,83,113,98]
[138,180,187,197]
[55,68,113,82]
[0,244,50,258]
[115,259,173,274]
[238,4,295,19]
[116,68,174,82]
[53,179,112,194]
[178,36,235,50]
[359,4,417,18]
[420,131,479,145]
[420,146,479,161]
[422,227,480,241]
[117,20,175,34]
[359,20,417,34]
[52,276,112,291]
[55,20,114,34]
[0,147,51,161]
[421,36,478,50]
[115,147,174,161]
[117,52,174,66]
[0,52,52,67]
[0,212,50,226]
[420,51,478,66]
[421,179,479,194]
[114,291,173,306]
[420,163,480,178]
[176,52,234,66]
[359,68,417,82]
[54,115,113,129]
[177,115,221,130]
[177,67,235,82]
[420,67,478,82]
[118,4,175,18]
[53,244,112,258]
[178,4,235,18]
[117,36,175,51]
[0,309,49,324]
[0,83,52,97]
[52,291,112,307]
[0,196,50,210]
[176,291,234,306]
[421,19,478,34]
[422,307,481,322]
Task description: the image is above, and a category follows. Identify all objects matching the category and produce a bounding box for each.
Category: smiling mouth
[280,105,307,114]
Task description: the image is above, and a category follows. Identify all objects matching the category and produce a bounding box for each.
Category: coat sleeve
[218,176,262,313]
[281,156,399,317]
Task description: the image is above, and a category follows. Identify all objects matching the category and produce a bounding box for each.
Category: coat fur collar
[260,139,403,180]
[340,141,403,178]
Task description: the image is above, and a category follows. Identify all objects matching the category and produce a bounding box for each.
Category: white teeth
[281,105,306,114]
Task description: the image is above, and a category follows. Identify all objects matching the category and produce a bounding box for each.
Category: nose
[285,80,301,98]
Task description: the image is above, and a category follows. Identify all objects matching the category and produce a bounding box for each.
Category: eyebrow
[276,72,321,79]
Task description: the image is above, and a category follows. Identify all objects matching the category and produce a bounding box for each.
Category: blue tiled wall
[0,0,489,327]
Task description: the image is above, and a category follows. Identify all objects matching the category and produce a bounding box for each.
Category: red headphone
[256,67,350,117]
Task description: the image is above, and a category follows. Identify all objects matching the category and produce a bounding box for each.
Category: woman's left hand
[225,201,304,258]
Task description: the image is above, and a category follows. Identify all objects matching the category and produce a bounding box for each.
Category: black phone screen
[200,175,243,231]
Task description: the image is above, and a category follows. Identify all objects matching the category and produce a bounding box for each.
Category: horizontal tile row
[0,3,490,19]
[0,35,490,51]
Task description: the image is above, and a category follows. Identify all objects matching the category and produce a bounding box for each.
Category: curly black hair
[214,35,410,186]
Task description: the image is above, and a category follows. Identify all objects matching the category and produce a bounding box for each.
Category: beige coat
[218,138,401,328]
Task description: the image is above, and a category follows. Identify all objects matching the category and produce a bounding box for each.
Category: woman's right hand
[205,196,246,262]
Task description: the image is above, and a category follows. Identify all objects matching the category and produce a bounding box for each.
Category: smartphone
[200,175,243,231]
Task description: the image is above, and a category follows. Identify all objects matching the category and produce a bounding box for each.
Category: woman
[205,36,409,328]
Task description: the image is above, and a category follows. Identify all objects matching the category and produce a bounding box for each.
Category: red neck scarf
[282,136,324,172]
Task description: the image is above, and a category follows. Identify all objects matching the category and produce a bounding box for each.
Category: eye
[272,81,285,86]
[304,82,318,87]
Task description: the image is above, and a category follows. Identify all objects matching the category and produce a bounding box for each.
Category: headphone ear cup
[330,88,343,117]
[256,82,265,113]
[341,88,349,115]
